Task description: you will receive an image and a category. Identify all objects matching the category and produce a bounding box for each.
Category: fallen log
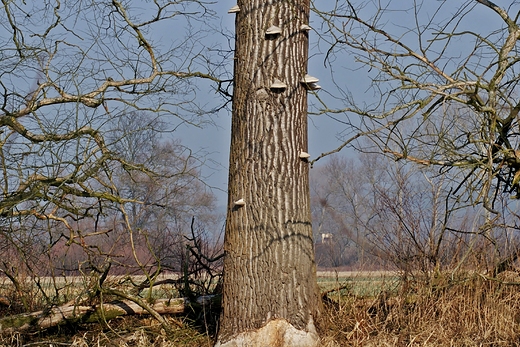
[0,297,187,333]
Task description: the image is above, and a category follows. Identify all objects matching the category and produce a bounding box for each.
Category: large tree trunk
[216,0,321,346]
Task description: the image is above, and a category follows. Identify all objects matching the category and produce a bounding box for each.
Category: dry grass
[2,271,520,346]
[320,271,520,346]
[0,316,214,347]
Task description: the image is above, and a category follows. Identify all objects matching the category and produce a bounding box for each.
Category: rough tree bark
[215,0,321,346]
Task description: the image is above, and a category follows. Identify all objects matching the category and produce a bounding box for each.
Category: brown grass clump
[0,316,213,347]
[320,272,520,346]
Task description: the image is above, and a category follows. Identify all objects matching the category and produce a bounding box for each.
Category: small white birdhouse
[234,198,246,207]
[299,151,311,159]
[266,26,282,36]
[270,79,287,90]
[228,5,240,13]
[300,24,312,31]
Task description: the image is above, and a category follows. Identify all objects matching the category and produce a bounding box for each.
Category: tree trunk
[216,0,321,346]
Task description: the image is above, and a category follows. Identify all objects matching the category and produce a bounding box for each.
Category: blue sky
[181,0,512,208]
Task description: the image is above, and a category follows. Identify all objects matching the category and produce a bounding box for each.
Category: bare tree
[311,154,468,273]
[310,150,520,276]
[216,0,321,346]
[311,158,363,268]
[311,0,520,206]
[0,0,225,320]
[0,0,220,229]
[309,0,520,258]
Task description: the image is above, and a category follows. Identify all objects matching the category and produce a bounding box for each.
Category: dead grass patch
[0,315,213,347]
[320,272,520,346]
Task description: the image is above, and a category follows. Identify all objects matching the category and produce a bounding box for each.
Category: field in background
[317,271,399,297]
[0,271,400,303]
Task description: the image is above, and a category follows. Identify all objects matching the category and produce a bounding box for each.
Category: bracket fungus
[299,151,311,161]
[301,74,319,84]
[270,79,287,90]
[301,74,321,90]
[266,25,282,36]
[228,5,240,13]
[234,198,246,207]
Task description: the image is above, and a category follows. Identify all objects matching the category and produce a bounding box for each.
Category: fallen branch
[0,297,187,333]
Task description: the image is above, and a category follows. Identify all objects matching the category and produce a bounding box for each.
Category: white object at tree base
[215,318,319,347]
